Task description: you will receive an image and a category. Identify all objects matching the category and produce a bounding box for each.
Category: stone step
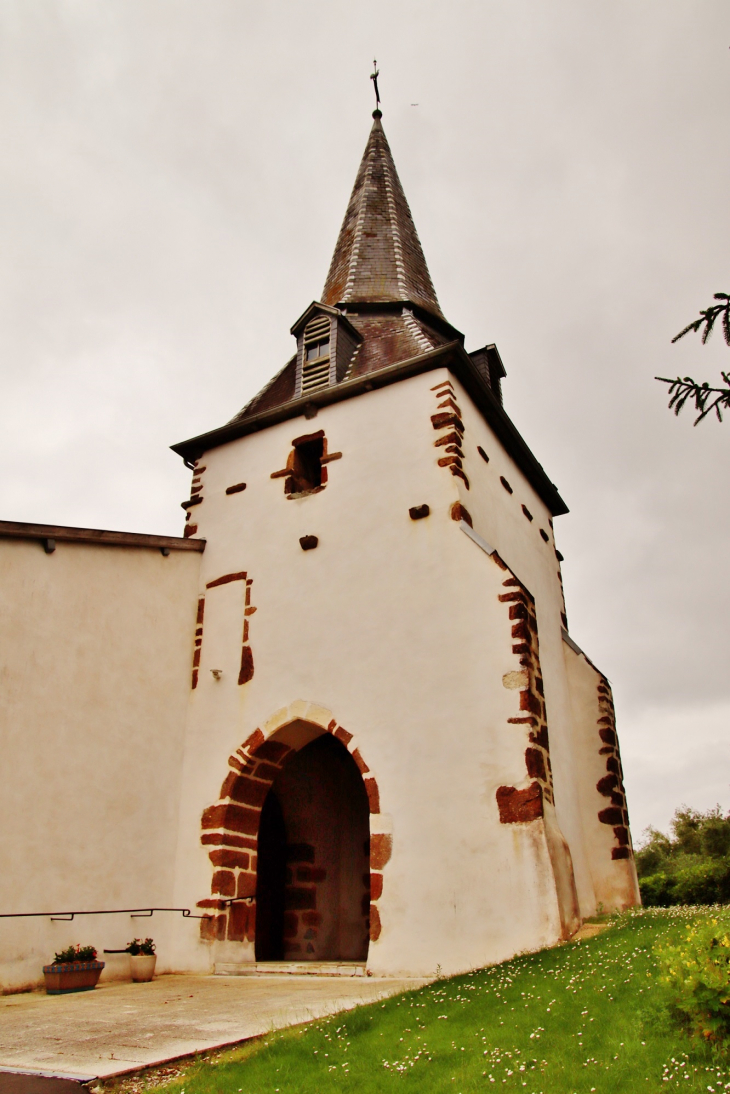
[215,961,367,977]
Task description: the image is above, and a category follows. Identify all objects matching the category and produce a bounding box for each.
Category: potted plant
[126,937,156,981]
[43,945,104,994]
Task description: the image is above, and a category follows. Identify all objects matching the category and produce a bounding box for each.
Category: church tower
[170,108,639,977]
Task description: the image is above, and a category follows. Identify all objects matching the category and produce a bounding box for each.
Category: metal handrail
[0,907,211,922]
[0,898,255,923]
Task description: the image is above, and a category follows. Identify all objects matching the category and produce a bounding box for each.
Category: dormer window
[302,316,331,393]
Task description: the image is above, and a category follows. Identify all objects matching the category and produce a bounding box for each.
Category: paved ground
[0,973,426,1082]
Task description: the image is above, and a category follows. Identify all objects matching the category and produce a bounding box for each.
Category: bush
[641,859,730,907]
[637,806,730,907]
[126,937,155,956]
[654,917,730,1042]
[52,943,97,964]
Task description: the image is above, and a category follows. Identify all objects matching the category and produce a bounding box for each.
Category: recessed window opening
[302,316,331,394]
[290,436,324,494]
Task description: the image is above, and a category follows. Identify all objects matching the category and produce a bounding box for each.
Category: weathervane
[370,59,381,114]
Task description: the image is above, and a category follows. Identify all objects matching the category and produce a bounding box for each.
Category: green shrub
[52,943,97,964]
[126,937,155,956]
[641,859,730,907]
[654,917,730,1042]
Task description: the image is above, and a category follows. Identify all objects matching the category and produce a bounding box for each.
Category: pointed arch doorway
[255,732,370,962]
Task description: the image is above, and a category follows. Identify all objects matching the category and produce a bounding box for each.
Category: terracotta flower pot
[43,960,105,994]
[129,954,156,982]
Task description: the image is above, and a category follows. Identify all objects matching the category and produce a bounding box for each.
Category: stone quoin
[0,103,639,991]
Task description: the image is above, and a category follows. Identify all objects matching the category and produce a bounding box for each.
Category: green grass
[105,908,730,1094]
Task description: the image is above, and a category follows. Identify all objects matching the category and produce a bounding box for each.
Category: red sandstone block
[211,870,236,897]
[598,806,623,826]
[255,740,291,763]
[196,598,205,624]
[525,747,547,782]
[606,756,620,774]
[227,901,253,942]
[450,466,470,488]
[209,848,250,870]
[201,803,260,836]
[436,397,462,415]
[242,729,265,753]
[364,778,380,814]
[499,591,526,604]
[301,911,321,927]
[599,728,617,745]
[370,833,393,870]
[431,412,465,432]
[238,646,254,686]
[491,552,508,570]
[438,454,462,468]
[222,774,269,809]
[191,670,198,690]
[519,690,542,715]
[496,783,543,824]
[327,719,337,731]
[237,872,257,898]
[434,430,462,448]
[351,748,369,774]
[509,603,528,620]
[511,621,529,640]
[193,649,201,668]
[249,761,282,783]
[613,826,630,846]
[369,904,382,942]
[334,726,353,746]
[196,898,226,909]
[596,773,618,796]
[611,846,630,860]
[370,872,383,901]
[450,501,472,526]
[529,726,550,750]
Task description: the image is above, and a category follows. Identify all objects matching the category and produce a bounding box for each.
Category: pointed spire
[321,114,444,320]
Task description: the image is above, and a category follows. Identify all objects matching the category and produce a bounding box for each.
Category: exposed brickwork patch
[594,680,633,861]
[496,783,543,824]
[430,381,469,489]
[496,571,554,821]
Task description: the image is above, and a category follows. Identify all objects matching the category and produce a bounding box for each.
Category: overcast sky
[1,1,728,840]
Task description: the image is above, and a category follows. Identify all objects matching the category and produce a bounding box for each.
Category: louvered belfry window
[302,316,331,393]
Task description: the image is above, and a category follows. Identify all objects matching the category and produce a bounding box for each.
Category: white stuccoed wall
[171,365,637,978]
[0,539,201,990]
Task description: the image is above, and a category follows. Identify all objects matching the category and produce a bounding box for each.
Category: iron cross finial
[370,60,381,113]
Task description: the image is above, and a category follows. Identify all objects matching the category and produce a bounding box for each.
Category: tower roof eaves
[171,342,568,517]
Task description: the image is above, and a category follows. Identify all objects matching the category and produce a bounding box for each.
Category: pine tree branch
[655,372,730,425]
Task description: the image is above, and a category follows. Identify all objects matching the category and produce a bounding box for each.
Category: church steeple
[321,111,444,322]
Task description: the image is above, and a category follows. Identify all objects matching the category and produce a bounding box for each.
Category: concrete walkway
[0,973,426,1082]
